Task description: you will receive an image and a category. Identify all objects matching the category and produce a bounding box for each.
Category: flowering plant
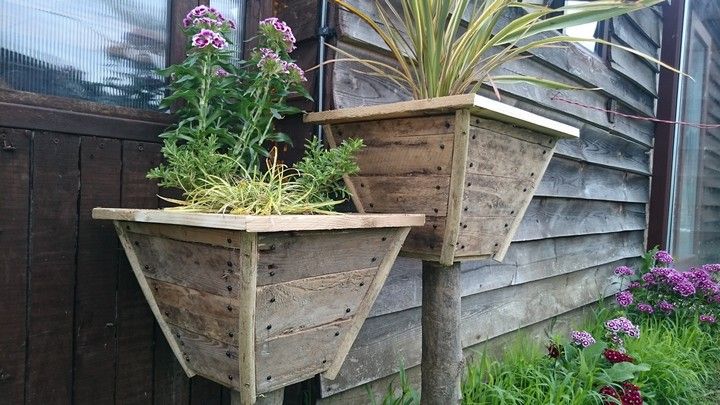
[611,248,720,327]
[149,8,311,191]
[148,8,364,215]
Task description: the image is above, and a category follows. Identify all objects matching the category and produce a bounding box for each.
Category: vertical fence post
[231,388,284,405]
[421,260,463,404]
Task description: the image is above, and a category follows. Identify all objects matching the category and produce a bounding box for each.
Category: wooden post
[231,388,284,405]
[421,260,463,405]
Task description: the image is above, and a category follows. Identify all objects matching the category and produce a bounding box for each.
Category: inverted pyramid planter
[305,94,579,265]
[92,208,423,403]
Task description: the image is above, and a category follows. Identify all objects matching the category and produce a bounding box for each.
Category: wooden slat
[93,209,425,231]
[440,110,471,264]
[369,231,646,318]
[351,175,450,216]
[255,267,376,340]
[147,278,239,346]
[338,133,455,176]
[169,325,241,390]
[116,140,162,405]
[256,228,396,285]
[0,129,30,403]
[306,94,578,139]
[324,226,412,379]
[515,198,646,241]
[128,232,242,297]
[400,217,446,255]
[537,158,650,203]
[237,232,258,403]
[73,137,122,404]
[626,8,661,46]
[123,221,247,248]
[320,260,629,396]
[256,319,354,393]
[25,132,80,404]
[333,114,456,138]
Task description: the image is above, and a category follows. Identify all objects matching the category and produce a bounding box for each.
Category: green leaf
[490,75,600,91]
[605,362,651,382]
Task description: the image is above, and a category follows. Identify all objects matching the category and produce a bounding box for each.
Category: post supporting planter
[231,388,284,405]
[421,260,463,405]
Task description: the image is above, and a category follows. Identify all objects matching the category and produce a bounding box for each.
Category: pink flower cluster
[259,17,297,52]
[655,250,673,264]
[614,265,635,277]
[699,314,717,324]
[192,29,227,50]
[636,302,654,314]
[570,330,595,348]
[605,317,640,339]
[616,290,634,308]
[657,299,674,313]
[183,5,236,30]
[257,48,307,81]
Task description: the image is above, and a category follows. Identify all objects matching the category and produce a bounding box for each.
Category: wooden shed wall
[312,2,663,401]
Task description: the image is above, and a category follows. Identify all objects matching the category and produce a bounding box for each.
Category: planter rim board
[93,208,422,403]
[304,93,579,140]
[93,208,424,231]
[304,94,579,265]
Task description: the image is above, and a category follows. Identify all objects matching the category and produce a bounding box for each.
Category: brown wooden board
[73,136,122,404]
[25,132,80,404]
[256,228,396,285]
[116,140,161,404]
[170,325,242,390]
[0,128,30,404]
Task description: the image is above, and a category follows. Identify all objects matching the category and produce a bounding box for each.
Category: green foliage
[333,0,675,99]
[294,138,364,204]
[368,362,420,405]
[148,9,311,192]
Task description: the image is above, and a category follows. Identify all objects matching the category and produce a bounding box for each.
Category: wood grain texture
[73,137,122,405]
[440,110,471,264]
[170,325,241,390]
[319,260,630,396]
[0,129,30,404]
[116,140,162,405]
[25,132,80,405]
[256,228,396,285]
[351,175,451,216]
[237,232,258,403]
[255,267,376,339]
[93,209,424,232]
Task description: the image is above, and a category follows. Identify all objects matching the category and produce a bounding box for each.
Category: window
[1,0,170,110]
[537,0,609,55]
[210,0,246,61]
[667,0,720,266]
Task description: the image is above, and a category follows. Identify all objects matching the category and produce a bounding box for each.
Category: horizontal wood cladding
[322,0,661,399]
[320,258,635,396]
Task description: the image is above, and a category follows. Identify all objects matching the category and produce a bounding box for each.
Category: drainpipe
[316,0,334,141]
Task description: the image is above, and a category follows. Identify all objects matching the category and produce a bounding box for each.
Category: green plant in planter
[148,6,363,214]
[332,0,674,98]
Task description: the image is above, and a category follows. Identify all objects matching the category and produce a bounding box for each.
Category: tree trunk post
[231,388,284,405]
[421,260,463,405]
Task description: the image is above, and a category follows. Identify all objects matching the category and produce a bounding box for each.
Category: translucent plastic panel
[210,0,245,60]
[669,0,720,265]
[1,0,169,110]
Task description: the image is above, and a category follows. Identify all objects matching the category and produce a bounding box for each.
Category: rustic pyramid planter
[92,208,423,403]
[305,94,579,265]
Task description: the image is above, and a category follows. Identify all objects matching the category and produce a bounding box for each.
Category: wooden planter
[305,94,579,265]
[92,208,423,403]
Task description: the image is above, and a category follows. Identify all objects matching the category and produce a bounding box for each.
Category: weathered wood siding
[316,2,662,401]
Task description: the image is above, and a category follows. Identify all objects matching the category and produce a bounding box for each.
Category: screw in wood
[134,241,140,246]
[463,224,467,229]
[345,308,351,313]
[164,311,170,317]
[269,297,276,303]
[435,185,441,190]
[369,203,374,208]
[227,305,233,311]
[439,144,445,149]
[266,376,272,381]
[269,271,275,277]
[144,265,149,270]
[371,257,377,262]
[432,224,437,229]
[227,238,232,243]
[334,332,340,337]
[227,285,232,291]
[228,375,233,380]
[266,324,272,330]
[436,166,442,171]
[359,282,365,287]
[137,144,144,151]
[226,261,233,267]
[433,208,439,213]
[504,224,508,228]
[228,332,234,337]
[469,162,474,167]
[226,351,232,358]
[381,237,387,241]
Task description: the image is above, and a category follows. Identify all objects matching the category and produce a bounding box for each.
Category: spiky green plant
[332,0,675,99]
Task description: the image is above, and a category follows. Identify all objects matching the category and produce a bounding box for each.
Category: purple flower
[673,281,696,297]
[570,330,596,348]
[702,263,720,273]
[641,273,655,285]
[259,17,297,52]
[286,61,307,82]
[211,33,227,49]
[215,67,229,77]
[257,47,282,70]
[709,294,720,304]
[191,29,226,50]
[655,250,673,264]
[699,314,717,324]
[190,5,209,17]
[604,317,640,339]
[192,31,211,48]
[637,303,654,314]
[628,281,641,290]
[182,17,192,27]
[614,266,635,277]
[616,290,634,308]
[657,300,675,313]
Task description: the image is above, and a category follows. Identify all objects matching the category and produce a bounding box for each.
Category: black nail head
[334,332,340,336]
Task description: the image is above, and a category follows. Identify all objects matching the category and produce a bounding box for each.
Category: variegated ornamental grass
[333,0,676,99]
